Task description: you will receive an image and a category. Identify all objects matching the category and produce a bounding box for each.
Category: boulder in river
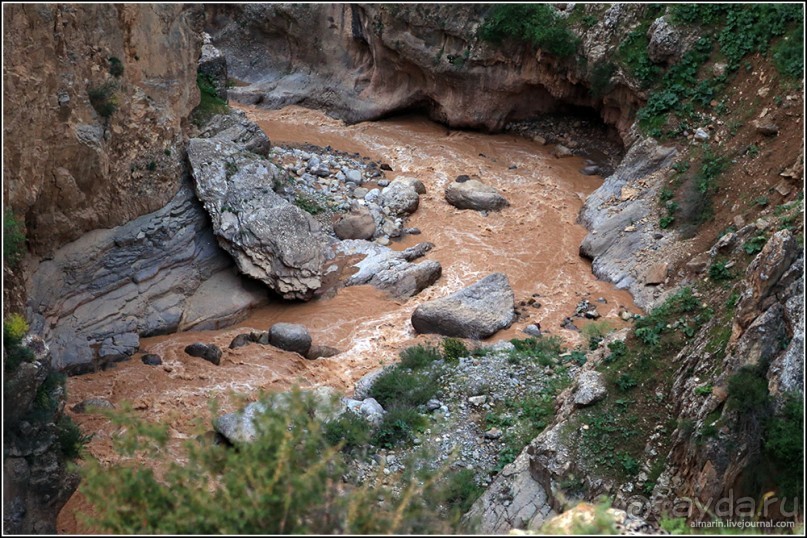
[187,138,326,300]
[141,354,163,366]
[445,179,508,211]
[411,272,516,338]
[332,204,376,240]
[184,343,223,365]
[269,322,312,356]
[379,179,420,216]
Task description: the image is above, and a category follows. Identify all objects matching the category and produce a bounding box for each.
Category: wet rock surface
[445,179,509,211]
[411,273,516,338]
[338,240,442,299]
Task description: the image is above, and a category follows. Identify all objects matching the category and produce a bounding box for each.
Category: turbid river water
[58,105,638,532]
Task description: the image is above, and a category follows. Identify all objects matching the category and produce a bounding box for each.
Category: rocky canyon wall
[3,3,204,256]
[206,4,644,139]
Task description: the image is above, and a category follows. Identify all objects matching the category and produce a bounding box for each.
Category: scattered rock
[552,144,573,158]
[332,204,376,240]
[445,179,509,211]
[523,324,543,337]
[468,395,487,406]
[574,371,607,407]
[561,317,579,331]
[140,354,162,366]
[754,120,779,136]
[268,323,312,356]
[380,163,393,171]
[580,165,600,176]
[396,176,427,194]
[305,344,342,360]
[685,252,711,274]
[643,262,668,285]
[455,174,471,183]
[72,398,115,414]
[229,333,256,349]
[484,428,503,440]
[184,343,223,365]
[379,180,420,216]
[354,368,384,400]
[411,272,516,339]
[693,128,710,142]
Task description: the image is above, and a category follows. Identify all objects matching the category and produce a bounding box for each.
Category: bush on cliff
[479,4,579,58]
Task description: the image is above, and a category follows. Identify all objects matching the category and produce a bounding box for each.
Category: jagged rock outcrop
[206,4,645,138]
[579,137,678,308]
[411,272,515,338]
[187,138,327,300]
[26,182,266,375]
[198,32,228,101]
[3,4,205,256]
[338,240,442,299]
[3,337,80,534]
[197,109,271,155]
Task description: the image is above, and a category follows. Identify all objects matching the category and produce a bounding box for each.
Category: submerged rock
[140,354,163,366]
[269,323,312,356]
[338,240,442,299]
[184,343,223,365]
[188,138,326,300]
[445,179,508,211]
[411,273,515,338]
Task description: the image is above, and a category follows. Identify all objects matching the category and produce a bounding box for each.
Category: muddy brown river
[57,105,638,532]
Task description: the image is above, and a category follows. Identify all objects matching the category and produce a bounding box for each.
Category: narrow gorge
[3,3,804,535]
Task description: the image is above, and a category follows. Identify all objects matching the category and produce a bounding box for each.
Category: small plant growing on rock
[3,313,33,373]
[88,81,119,118]
[3,209,25,267]
[108,56,124,78]
[708,260,734,282]
[743,234,767,255]
[399,344,442,369]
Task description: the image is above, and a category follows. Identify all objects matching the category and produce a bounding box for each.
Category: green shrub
[323,411,371,451]
[582,320,613,350]
[743,234,767,255]
[372,405,426,448]
[726,366,769,413]
[57,415,92,460]
[603,340,627,364]
[478,4,579,58]
[368,367,438,409]
[659,215,675,229]
[773,24,804,78]
[3,313,33,373]
[79,390,451,534]
[764,394,803,498]
[399,344,442,370]
[441,338,468,362]
[590,61,616,97]
[708,260,734,282]
[88,81,119,118]
[434,469,483,515]
[618,453,640,476]
[616,373,638,392]
[192,72,228,126]
[293,193,325,215]
[108,56,124,78]
[509,336,563,365]
[3,209,26,267]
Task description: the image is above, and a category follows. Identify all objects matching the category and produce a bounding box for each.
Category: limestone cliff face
[207,4,645,140]
[2,3,204,256]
